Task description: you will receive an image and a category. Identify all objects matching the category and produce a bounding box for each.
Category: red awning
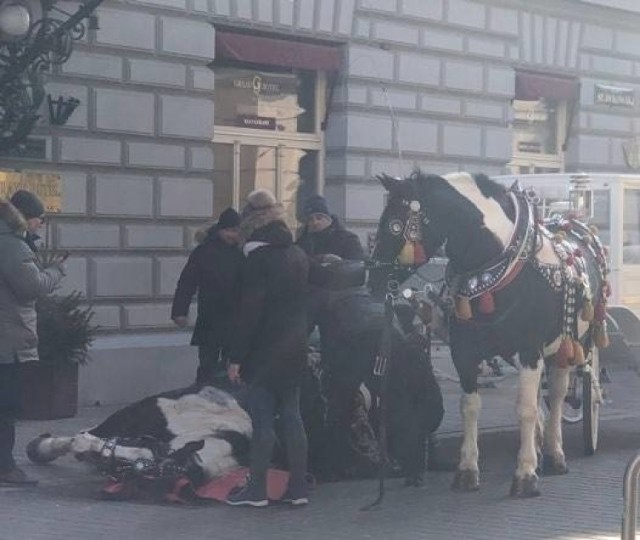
[215,31,342,72]
[515,70,579,101]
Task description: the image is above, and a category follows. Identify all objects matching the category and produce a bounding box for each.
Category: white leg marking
[544,365,570,462]
[70,432,154,462]
[459,392,481,471]
[37,437,73,460]
[516,363,543,478]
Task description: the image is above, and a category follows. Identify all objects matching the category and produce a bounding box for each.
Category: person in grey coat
[0,192,65,485]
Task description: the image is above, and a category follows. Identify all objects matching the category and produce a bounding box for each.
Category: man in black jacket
[297,195,364,262]
[226,189,310,508]
[171,208,243,385]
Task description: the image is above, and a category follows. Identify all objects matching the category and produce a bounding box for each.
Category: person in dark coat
[296,195,373,478]
[297,194,364,262]
[171,208,243,385]
[296,194,366,335]
[226,189,310,508]
[0,192,65,486]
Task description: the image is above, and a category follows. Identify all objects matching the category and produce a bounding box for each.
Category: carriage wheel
[583,347,600,456]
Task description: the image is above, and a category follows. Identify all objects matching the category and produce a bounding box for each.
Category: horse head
[373,170,514,274]
[372,172,445,268]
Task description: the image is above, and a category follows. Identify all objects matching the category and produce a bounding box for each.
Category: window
[511,98,567,174]
[509,71,579,175]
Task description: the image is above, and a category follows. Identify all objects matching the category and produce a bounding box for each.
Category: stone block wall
[329,0,640,238]
[3,0,640,334]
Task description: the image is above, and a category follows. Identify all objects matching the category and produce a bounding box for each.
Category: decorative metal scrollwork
[0,0,103,151]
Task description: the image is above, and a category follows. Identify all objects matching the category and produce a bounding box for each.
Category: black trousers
[196,343,227,385]
[0,362,20,471]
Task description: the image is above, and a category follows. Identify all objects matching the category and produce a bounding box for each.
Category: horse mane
[406,170,511,270]
[407,170,486,228]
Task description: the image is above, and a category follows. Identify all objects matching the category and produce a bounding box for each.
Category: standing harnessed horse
[372,170,610,498]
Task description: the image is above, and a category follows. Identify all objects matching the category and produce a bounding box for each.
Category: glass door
[212,137,319,230]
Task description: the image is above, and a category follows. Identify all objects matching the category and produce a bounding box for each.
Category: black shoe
[0,467,39,486]
[226,485,268,507]
[280,486,309,506]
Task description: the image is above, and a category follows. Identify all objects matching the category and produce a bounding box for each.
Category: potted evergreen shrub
[19,291,98,420]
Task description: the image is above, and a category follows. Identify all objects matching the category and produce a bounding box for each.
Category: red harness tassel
[413,242,428,266]
[477,292,495,315]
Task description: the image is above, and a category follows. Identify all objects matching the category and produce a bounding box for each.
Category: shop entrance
[212,66,326,229]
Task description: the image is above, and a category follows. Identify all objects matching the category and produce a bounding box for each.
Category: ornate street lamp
[0,0,103,151]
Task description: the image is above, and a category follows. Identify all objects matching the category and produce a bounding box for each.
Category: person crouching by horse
[297,195,378,479]
[226,189,310,508]
[171,208,243,386]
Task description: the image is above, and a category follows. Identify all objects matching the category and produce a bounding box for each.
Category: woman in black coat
[226,190,310,508]
[171,208,243,385]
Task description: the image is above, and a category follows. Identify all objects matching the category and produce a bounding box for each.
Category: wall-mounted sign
[594,84,635,108]
[517,140,543,153]
[0,171,62,213]
[237,115,276,130]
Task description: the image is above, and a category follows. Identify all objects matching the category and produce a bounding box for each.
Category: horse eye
[389,220,403,235]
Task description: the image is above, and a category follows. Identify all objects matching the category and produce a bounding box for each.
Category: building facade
[3,0,640,403]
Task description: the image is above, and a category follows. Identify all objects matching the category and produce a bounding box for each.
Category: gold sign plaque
[0,171,62,213]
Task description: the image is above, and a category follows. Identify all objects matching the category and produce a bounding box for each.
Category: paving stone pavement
[2,351,640,540]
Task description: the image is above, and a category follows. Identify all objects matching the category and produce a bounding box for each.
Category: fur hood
[240,189,286,242]
[0,198,27,234]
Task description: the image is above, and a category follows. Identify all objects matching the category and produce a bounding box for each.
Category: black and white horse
[27,385,252,497]
[372,170,609,497]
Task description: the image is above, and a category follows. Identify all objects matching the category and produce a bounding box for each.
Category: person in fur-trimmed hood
[226,189,311,508]
[171,208,243,385]
[0,193,65,486]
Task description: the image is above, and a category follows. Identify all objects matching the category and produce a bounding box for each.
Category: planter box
[19,362,79,420]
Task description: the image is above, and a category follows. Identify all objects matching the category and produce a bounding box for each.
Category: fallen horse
[26,384,256,502]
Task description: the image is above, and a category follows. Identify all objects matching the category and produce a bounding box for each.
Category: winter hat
[240,189,285,240]
[303,195,330,218]
[10,190,45,220]
[242,189,278,218]
[217,207,241,229]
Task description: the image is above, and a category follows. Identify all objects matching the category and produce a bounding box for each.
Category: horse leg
[26,435,74,463]
[511,359,543,498]
[452,374,481,492]
[542,364,570,475]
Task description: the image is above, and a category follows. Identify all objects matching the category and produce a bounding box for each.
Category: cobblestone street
[2,351,639,540]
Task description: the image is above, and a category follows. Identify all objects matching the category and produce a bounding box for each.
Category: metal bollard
[622,453,640,540]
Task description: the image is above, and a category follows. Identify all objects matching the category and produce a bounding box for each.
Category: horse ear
[376,173,404,196]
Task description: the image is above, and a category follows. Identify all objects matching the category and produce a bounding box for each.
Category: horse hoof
[26,434,55,464]
[452,469,480,492]
[510,474,541,498]
[541,454,569,476]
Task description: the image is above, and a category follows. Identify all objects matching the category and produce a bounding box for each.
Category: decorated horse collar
[446,187,537,299]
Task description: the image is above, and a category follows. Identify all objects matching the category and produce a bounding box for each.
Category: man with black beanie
[171,207,243,385]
